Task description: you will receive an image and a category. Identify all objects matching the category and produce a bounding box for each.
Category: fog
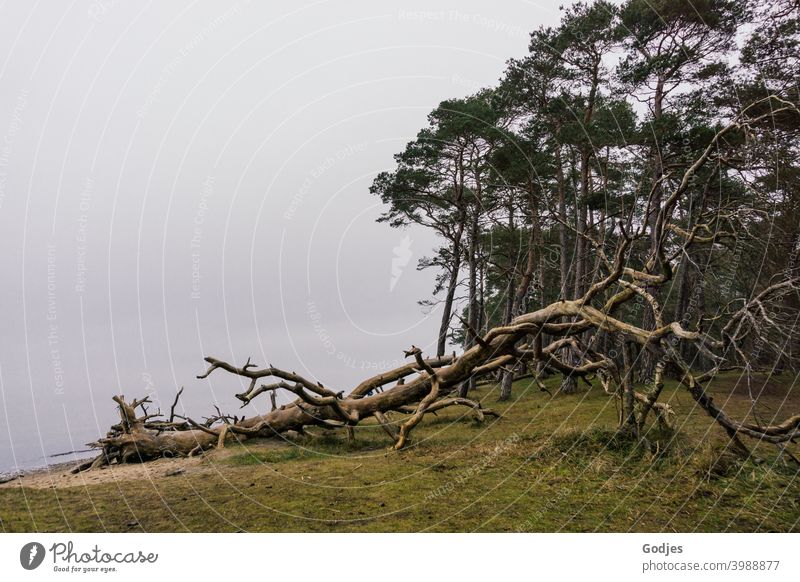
[0,0,562,472]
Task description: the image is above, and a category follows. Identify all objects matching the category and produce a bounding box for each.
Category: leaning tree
[73,95,800,473]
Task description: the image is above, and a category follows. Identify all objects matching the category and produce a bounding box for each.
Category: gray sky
[0,0,564,471]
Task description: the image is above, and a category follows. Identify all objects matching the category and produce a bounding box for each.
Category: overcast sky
[0,0,566,471]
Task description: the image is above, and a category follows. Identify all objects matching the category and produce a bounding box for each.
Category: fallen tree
[74,96,800,473]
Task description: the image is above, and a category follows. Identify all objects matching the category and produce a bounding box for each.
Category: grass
[1,372,798,532]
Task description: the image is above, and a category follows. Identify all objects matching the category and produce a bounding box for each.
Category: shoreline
[0,450,97,485]
[0,439,288,490]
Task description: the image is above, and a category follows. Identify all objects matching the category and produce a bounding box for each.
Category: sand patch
[0,439,290,490]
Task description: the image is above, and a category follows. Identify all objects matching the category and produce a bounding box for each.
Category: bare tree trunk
[500,189,538,401]
[561,149,589,394]
[557,143,578,394]
[621,339,637,436]
[561,62,597,397]
[557,143,569,300]
[460,205,481,397]
[436,222,464,357]
[437,164,467,357]
[574,151,590,300]
[674,246,694,364]
[503,201,517,325]
[500,202,518,401]
[640,76,666,383]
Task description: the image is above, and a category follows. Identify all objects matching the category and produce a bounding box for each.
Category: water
[0,448,96,478]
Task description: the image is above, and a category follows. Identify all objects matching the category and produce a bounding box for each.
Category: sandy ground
[0,442,286,490]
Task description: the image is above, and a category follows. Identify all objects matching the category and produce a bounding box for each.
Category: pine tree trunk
[437,222,464,357]
[460,206,480,398]
[558,143,578,394]
[639,76,666,383]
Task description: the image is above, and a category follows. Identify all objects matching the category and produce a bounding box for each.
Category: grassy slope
[1,373,798,532]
